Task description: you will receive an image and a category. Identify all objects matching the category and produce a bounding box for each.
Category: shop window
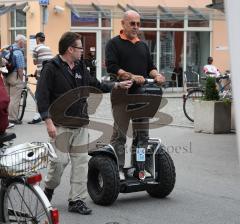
[71,12,98,27]
[140,31,157,66]
[188,20,209,27]
[10,9,26,43]
[141,19,156,28]
[101,30,111,77]
[102,17,111,27]
[186,32,210,74]
[159,31,184,87]
[160,20,184,28]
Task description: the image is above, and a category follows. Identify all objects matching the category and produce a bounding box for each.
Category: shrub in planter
[203,76,220,101]
[194,76,231,134]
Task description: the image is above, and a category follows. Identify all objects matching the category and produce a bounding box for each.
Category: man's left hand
[154,74,165,85]
[117,80,133,89]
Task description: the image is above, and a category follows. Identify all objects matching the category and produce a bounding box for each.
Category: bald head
[121,10,140,40]
[123,10,140,21]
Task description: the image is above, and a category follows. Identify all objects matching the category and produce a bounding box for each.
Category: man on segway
[105,10,165,179]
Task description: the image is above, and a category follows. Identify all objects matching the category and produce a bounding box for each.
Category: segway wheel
[88,155,120,205]
[146,149,176,198]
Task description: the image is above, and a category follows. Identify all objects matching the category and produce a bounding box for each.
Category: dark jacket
[36,55,114,127]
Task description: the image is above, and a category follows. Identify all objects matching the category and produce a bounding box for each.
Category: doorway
[78,32,97,78]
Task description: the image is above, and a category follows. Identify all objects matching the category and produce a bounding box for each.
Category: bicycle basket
[0,142,49,177]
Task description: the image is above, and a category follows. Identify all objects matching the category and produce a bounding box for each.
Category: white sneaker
[119,171,125,180]
[0,66,8,73]
[7,123,15,129]
[144,170,152,177]
[126,167,135,177]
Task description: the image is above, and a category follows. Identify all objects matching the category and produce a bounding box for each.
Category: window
[159,31,184,87]
[71,11,98,27]
[188,20,209,27]
[186,32,210,73]
[160,20,184,28]
[10,9,26,43]
[140,31,157,65]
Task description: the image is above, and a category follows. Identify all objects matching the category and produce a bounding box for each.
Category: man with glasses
[105,10,165,179]
[36,32,132,215]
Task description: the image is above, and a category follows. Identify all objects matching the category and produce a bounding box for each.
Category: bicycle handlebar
[144,78,155,84]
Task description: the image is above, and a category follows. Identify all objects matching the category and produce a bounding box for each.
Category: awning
[65,2,225,21]
[0,2,27,16]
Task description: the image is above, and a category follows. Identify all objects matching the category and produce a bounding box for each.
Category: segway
[87,79,176,205]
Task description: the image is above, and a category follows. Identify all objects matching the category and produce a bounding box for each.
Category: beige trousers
[4,72,24,121]
[45,126,90,202]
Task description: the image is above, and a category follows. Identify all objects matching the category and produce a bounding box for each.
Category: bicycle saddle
[0,132,16,145]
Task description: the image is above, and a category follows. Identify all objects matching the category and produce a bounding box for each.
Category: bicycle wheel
[17,89,27,121]
[183,89,204,122]
[0,178,52,224]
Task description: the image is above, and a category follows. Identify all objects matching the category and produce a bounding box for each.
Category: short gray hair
[15,34,26,42]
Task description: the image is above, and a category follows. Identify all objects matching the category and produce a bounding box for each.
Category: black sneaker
[44,188,54,202]
[28,118,41,124]
[68,200,92,215]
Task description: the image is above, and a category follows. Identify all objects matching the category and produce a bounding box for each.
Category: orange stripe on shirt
[119,30,140,44]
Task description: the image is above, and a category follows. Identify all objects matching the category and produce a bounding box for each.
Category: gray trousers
[110,91,149,168]
[4,72,24,121]
[45,126,89,202]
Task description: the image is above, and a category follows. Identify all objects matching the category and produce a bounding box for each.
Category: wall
[26,0,70,74]
[212,20,230,73]
[0,13,9,47]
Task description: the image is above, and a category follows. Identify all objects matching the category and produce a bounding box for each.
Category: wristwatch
[115,82,121,89]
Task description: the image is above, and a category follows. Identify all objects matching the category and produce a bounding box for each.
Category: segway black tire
[88,155,120,205]
[146,149,176,198]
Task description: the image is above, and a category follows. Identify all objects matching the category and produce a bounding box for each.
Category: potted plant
[194,76,231,134]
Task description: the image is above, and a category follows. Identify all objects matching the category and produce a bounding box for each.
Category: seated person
[203,56,222,90]
[203,56,220,77]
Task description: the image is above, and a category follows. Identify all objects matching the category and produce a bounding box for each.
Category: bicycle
[0,132,59,224]
[17,74,37,121]
[183,73,231,122]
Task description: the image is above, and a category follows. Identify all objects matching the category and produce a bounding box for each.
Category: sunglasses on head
[129,21,140,27]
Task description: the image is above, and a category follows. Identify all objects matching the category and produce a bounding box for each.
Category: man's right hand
[45,118,57,139]
[118,72,133,80]
[131,74,145,85]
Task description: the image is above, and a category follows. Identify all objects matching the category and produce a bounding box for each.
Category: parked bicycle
[0,132,59,224]
[183,72,231,122]
[17,74,37,121]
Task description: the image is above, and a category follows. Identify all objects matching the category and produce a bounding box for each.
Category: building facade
[0,0,228,88]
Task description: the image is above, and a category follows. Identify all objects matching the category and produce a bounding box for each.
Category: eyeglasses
[71,46,83,50]
[129,21,140,27]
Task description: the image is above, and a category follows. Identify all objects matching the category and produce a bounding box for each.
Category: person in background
[4,34,26,125]
[203,56,220,77]
[203,56,222,90]
[84,47,96,78]
[28,32,53,124]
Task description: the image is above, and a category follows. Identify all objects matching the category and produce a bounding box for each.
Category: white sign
[29,35,36,54]
[216,46,229,51]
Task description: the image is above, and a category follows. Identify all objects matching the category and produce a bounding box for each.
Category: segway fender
[89,145,118,165]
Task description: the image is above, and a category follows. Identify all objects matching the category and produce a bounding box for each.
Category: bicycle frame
[17,74,37,121]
